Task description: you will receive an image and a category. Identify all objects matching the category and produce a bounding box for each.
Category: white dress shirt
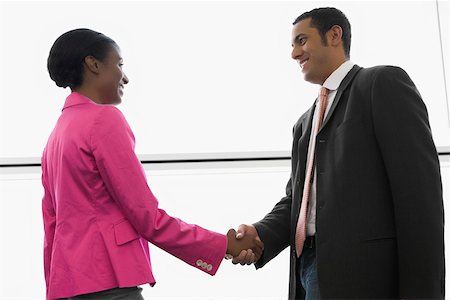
[306,60,355,236]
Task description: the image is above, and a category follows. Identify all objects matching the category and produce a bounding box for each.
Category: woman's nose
[122,73,129,84]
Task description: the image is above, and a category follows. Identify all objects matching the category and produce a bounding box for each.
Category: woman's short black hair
[47,28,117,89]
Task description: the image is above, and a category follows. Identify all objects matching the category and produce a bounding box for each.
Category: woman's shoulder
[89,104,134,141]
[92,104,127,124]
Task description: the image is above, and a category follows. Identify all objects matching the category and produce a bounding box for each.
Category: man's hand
[226,227,263,263]
[231,224,263,265]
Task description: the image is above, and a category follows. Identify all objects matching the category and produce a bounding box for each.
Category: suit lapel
[294,103,316,185]
[290,103,316,223]
[293,103,315,147]
[297,103,316,151]
[320,65,362,131]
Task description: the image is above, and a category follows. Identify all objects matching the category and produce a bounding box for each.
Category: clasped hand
[225,227,263,264]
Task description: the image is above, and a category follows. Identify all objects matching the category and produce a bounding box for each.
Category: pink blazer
[41,92,227,299]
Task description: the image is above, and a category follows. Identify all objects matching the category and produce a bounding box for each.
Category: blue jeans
[299,247,321,300]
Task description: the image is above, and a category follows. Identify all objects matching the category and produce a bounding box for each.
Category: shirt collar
[322,60,355,91]
[62,92,96,111]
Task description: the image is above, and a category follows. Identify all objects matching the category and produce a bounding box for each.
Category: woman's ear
[84,56,100,74]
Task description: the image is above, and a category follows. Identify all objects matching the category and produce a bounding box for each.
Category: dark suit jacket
[254,65,445,299]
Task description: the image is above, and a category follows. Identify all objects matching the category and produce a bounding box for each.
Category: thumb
[236,224,248,239]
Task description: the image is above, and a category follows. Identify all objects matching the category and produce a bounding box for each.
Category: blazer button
[207,264,213,271]
[201,262,208,269]
[196,259,203,267]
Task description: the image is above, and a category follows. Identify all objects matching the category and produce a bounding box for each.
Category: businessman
[231,7,445,300]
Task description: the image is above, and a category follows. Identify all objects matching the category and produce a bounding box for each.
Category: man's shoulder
[356,65,408,78]
[349,65,410,90]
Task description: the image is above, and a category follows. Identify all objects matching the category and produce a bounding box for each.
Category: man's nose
[291,45,303,60]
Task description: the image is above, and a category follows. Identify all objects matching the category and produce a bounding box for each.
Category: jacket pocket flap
[114,219,139,245]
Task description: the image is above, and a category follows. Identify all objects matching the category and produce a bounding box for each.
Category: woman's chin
[113,91,123,104]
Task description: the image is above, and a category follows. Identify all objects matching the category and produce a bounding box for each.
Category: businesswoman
[42,29,262,300]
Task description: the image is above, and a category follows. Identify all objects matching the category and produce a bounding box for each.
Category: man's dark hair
[293,7,351,58]
[47,28,117,89]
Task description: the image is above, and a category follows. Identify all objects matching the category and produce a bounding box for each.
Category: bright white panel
[438,0,449,95]
[0,161,291,300]
[1,158,449,299]
[438,0,450,130]
[0,1,449,159]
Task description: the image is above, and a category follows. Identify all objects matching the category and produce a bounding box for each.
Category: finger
[247,253,256,265]
[244,249,253,262]
[227,228,237,237]
[232,250,248,265]
[253,246,262,258]
[256,242,263,254]
[255,238,264,249]
[252,244,262,261]
[239,249,253,266]
[236,224,247,239]
[250,238,263,257]
[232,257,242,265]
[240,250,251,266]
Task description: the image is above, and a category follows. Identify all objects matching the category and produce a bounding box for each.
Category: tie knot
[319,87,329,97]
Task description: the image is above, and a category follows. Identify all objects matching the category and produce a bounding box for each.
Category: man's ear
[84,56,100,74]
[328,25,343,47]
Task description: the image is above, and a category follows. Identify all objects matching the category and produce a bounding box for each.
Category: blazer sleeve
[41,153,55,293]
[253,177,292,268]
[90,106,227,276]
[371,66,445,298]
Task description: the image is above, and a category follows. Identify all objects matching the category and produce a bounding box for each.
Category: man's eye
[299,38,306,45]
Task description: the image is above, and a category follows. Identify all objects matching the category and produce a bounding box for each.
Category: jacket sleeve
[253,177,292,268]
[41,154,56,294]
[371,66,445,299]
[90,106,227,276]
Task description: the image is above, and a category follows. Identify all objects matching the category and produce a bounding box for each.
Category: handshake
[225,225,263,264]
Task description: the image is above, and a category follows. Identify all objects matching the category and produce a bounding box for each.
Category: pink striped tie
[295,87,329,257]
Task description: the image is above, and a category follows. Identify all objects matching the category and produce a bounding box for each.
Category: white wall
[0,158,449,299]
[0,161,292,300]
[0,0,449,161]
